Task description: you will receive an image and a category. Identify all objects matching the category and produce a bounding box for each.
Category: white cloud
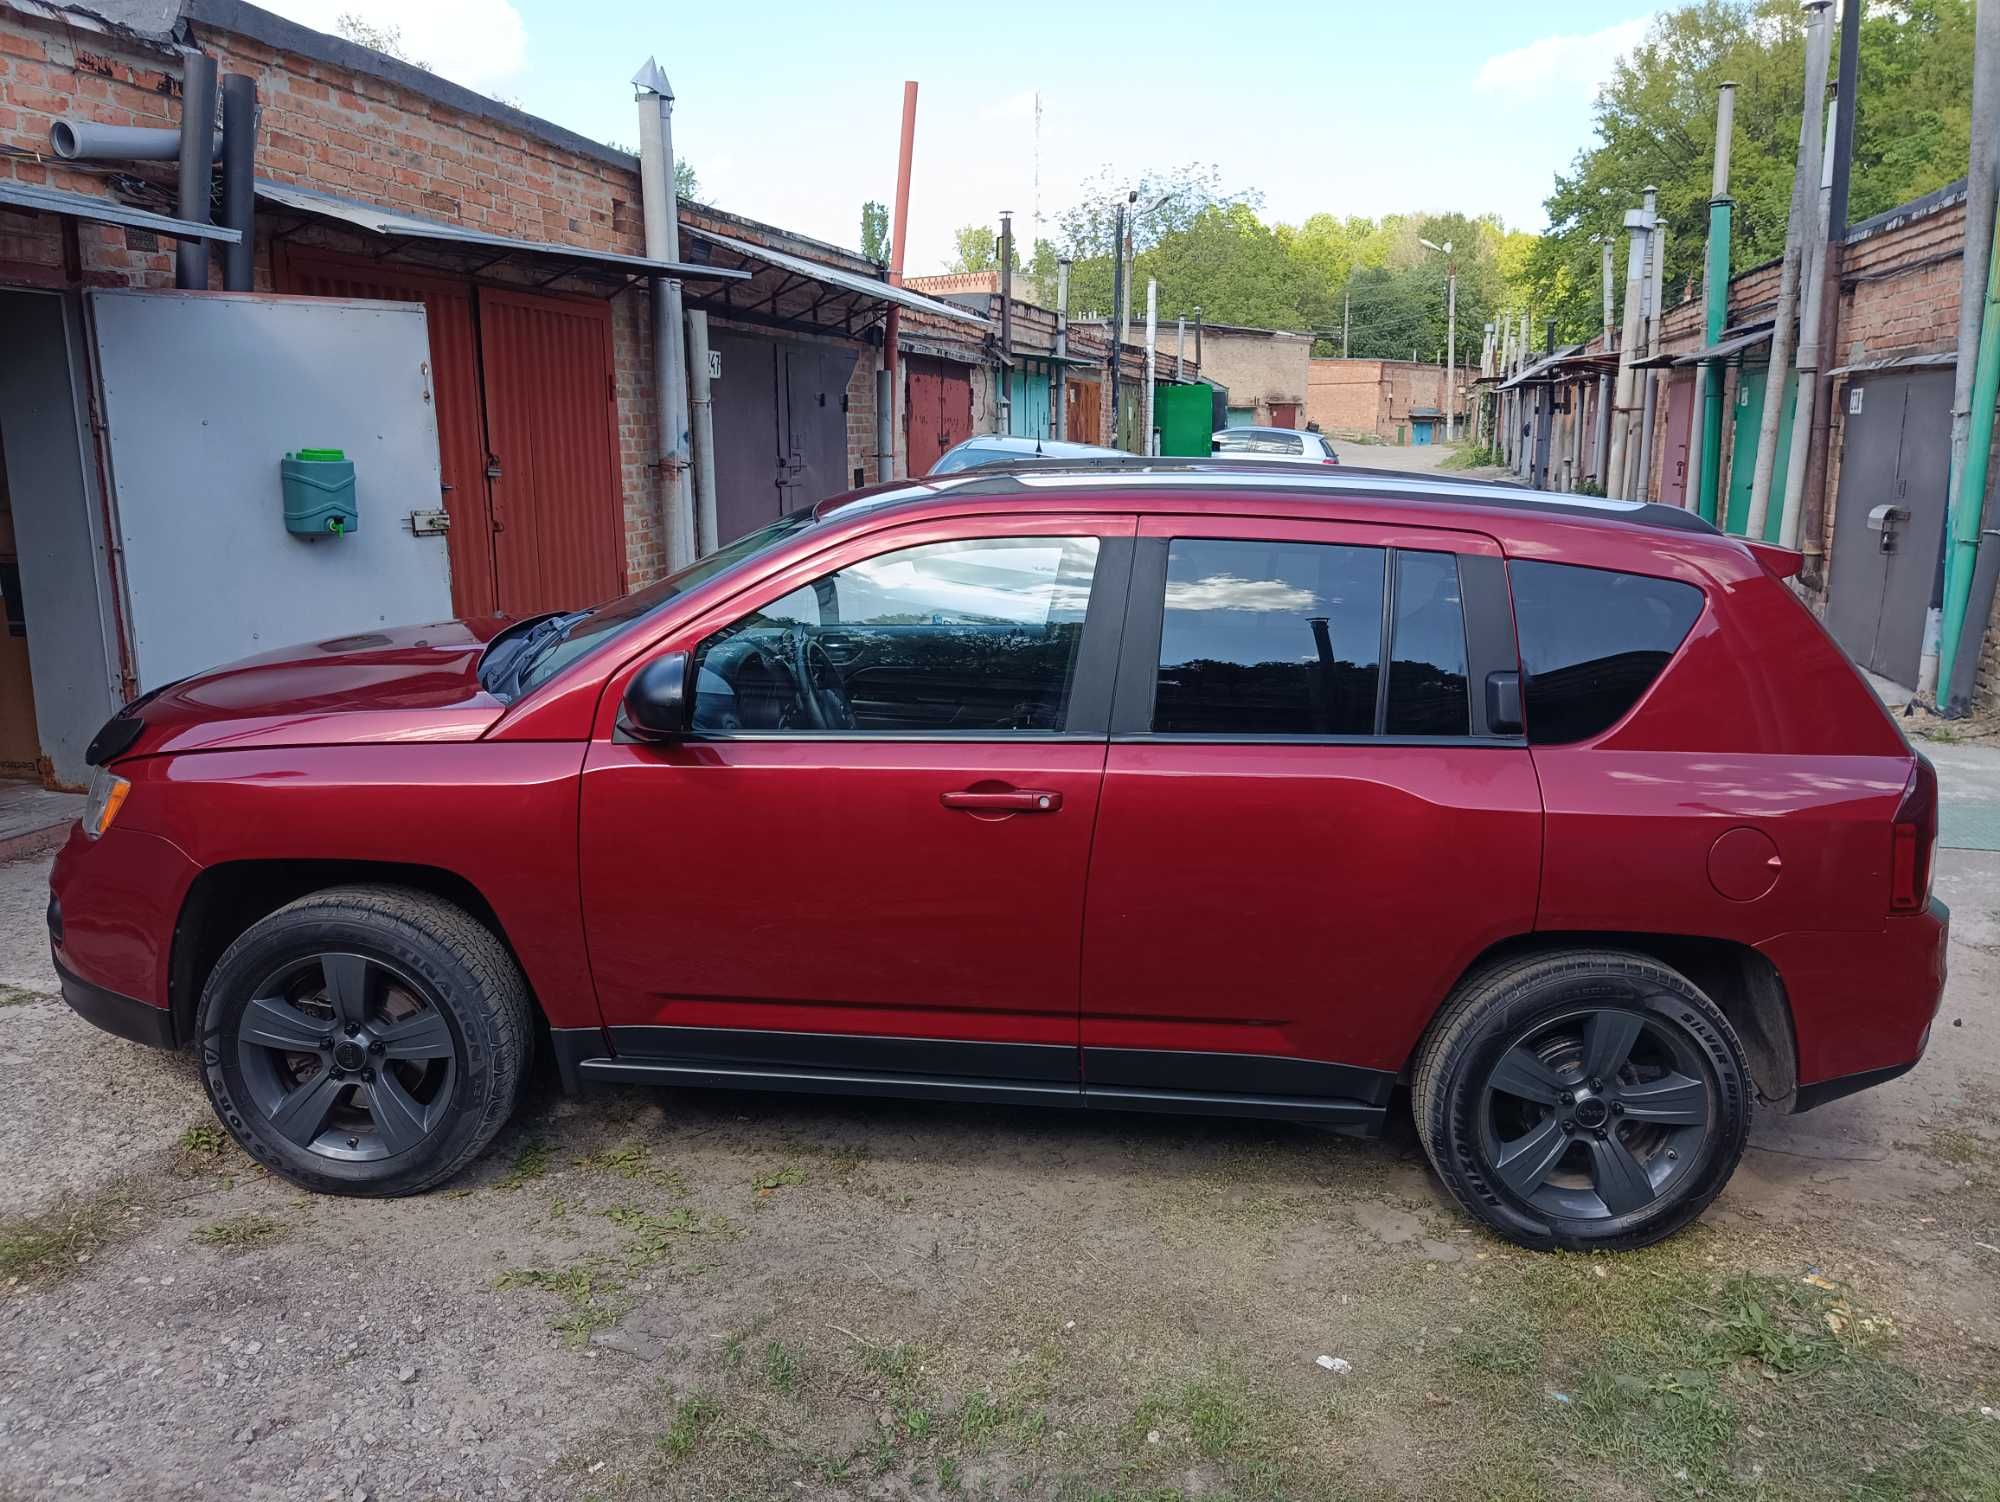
[259,0,529,94]
[1165,574,1318,614]
[1473,15,1650,105]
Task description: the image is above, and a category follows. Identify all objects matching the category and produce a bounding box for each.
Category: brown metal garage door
[906,356,973,475]
[275,252,625,619]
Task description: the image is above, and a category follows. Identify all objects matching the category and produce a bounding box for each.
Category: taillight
[1889,754,1938,913]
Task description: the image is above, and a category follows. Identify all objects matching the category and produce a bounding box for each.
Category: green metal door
[1007,362,1052,438]
[1723,363,1797,540]
[1155,383,1212,456]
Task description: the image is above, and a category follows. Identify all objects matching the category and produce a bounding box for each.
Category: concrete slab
[0,782,83,863]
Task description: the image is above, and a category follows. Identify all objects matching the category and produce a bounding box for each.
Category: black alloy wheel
[1414,949,1752,1251]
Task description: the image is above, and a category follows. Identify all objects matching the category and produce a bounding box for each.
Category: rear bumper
[1764,896,1948,1103]
[53,949,179,1049]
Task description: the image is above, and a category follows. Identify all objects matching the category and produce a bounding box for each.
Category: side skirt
[549,1026,1391,1134]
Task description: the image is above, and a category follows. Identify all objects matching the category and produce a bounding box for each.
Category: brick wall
[1171,329,1308,424]
[1309,358,1460,442]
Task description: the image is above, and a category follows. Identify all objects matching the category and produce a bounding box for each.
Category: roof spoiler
[1745,540,1804,580]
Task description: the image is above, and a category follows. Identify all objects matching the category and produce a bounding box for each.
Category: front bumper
[52,949,179,1049]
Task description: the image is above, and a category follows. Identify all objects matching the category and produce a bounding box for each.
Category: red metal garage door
[475,288,625,616]
[275,250,498,618]
[906,356,973,475]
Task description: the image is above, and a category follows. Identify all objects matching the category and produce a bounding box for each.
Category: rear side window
[1154,539,1383,734]
[1510,561,1703,744]
[1386,551,1469,735]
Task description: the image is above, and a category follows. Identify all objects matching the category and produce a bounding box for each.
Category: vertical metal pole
[1109,203,1126,450]
[218,73,256,293]
[883,80,919,480]
[1605,204,1652,499]
[1595,238,1615,488]
[1780,99,1840,549]
[1144,278,1159,455]
[687,310,719,548]
[1342,286,1350,357]
[1176,314,1186,382]
[1746,0,1833,542]
[634,60,693,570]
[1801,0,1864,564]
[1535,318,1556,488]
[1697,82,1738,523]
[998,211,1014,436]
[1053,257,1071,442]
[174,49,217,290]
[1636,194,1664,500]
[1445,261,1456,442]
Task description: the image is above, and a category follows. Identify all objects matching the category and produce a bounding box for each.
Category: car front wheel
[196,885,532,1196]
[1413,949,1752,1251]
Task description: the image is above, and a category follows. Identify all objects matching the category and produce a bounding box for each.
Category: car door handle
[940,789,1063,813]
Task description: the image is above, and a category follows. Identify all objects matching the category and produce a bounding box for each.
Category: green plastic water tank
[281,448,357,536]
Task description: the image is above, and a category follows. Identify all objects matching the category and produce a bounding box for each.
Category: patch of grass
[762,1339,800,1395]
[750,1162,808,1194]
[177,1122,228,1156]
[0,982,48,1007]
[1441,441,1503,470]
[604,1204,736,1270]
[955,1390,1003,1451]
[494,1262,626,1344]
[578,1142,686,1194]
[495,1138,553,1190]
[193,1213,287,1252]
[0,1180,150,1288]
[660,1392,719,1462]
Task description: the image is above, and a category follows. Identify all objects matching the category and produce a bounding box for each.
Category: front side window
[1153,539,1385,734]
[1511,560,1704,744]
[691,535,1100,734]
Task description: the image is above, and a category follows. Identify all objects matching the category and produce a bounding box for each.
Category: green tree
[675,159,699,200]
[1529,0,1973,340]
[860,200,890,264]
[948,223,1023,275]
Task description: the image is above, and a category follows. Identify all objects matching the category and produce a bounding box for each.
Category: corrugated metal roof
[681,225,990,328]
[1497,343,1587,391]
[0,178,241,243]
[253,179,745,282]
[1674,324,1774,365]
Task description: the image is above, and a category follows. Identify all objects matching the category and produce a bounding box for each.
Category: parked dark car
[51,463,1945,1250]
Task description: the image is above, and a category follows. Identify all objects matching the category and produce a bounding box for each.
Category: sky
[262,0,1663,272]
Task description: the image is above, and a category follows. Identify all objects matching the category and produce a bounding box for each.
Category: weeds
[0,1180,151,1288]
[193,1213,287,1251]
[660,1392,718,1462]
[763,1339,801,1395]
[494,1264,624,1344]
[751,1163,808,1194]
[177,1122,228,1157]
[495,1139,553,1190]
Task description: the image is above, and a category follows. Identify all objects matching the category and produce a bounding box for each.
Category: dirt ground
[2,765,1997,1501]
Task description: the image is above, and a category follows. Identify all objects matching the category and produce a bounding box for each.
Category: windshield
[491,511,819,699]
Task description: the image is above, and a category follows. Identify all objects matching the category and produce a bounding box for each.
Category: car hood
[115,619,514,758]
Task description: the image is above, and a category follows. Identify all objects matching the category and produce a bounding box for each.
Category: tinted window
[691,536,1099,734]
[1386,551,1469,735]
[1511,560,1703,744]
[1153,539,1384,734]
[928,444,1014,475]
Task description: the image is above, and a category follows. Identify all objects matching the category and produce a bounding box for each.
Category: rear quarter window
[1510,560,1704,744]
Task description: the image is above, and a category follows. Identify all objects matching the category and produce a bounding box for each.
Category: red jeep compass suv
[48,463,1947,1251]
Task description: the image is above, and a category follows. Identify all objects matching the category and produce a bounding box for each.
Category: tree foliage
[860,200,890,265]
[1528,0,1973,340]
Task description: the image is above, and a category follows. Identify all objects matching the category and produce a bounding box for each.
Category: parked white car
[1212,426,1341,464]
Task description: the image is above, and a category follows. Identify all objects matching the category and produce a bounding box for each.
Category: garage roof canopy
[254,180,749,294]
[681,224,991,339]
[0,178,241,244]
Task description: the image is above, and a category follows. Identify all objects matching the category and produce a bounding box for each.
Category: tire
[1412,948,1751,1252]
[196,885,533,1197]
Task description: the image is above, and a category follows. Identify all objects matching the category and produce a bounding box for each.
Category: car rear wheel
[1413,949,1751,1251]
[196,885,532,1196]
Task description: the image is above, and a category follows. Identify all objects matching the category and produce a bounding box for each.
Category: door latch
[1868,503,1908,554]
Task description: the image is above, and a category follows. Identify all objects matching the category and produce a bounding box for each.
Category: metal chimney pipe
[1745,0,1834,541]
[688,309,719,548]
[1054,257,1072,440]
[1780,98,1840,550]
[1636,193,1664,499]
[882,81,919,480]
[998,211,1015,435]
[633,57,694,566]
[174,49,218,290]
[1605,204,1652,498]
[218,74,257,293]
[1595,239,1615,486]
[51,119,221,161]
[1144,277,1158,454]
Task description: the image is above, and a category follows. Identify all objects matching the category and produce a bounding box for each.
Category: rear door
[1078,514,1541,1113]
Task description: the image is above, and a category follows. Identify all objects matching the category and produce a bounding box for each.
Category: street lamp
[1421,238,1457,442]
[1110,189,1180,451]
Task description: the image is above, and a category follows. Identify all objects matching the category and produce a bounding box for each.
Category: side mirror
[621,652,691,741]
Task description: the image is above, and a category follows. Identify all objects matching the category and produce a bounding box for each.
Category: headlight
[82,769,130,840]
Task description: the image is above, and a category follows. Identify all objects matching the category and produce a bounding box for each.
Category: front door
[1825,369,1953,684]
[1661,376,1694,509]
[1078,516,1541,1108]
[580,517,1132,1075]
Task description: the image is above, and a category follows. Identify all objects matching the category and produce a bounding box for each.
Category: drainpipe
[1109,200,1128,449]
[1696,81,1739,524]
[1745,0,1833,543]
[1194,305,1203,368]
[998,211,1014,436]
[1939,1,2000,711]
[1534,318,1555,488]
[1779,97,1840,551]
[633,59,693,570]
[1636,193,1664,500]
[1596,240,1615,486]
[1518,311,1533,480]
[1144,278,1159,455]
[1939,204,2000,707]
[1605,201,1652,499]
[687,310,719,548]
[1053,258,1071,441]
[51,119,221,160]
[1176,314,1186,382]
[174,49,217,290]
[218,74,256,293]
[1800,1,1862,576]
[883,81,918,481]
